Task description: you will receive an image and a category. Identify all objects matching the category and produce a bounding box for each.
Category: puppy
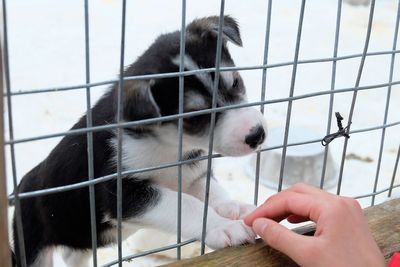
[11,16,267,267]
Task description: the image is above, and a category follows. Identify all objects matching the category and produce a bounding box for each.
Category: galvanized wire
[100,238,197,267]
[7,78,400,147]
[320,0,342,189]
[200,0,225,255]
[9,120,399,204]
[388,144,400,198]
[2,0,27,266]
[176,0,187,260]
[83,1,98,265]
[278,0,306,192]
[336,0,376,196]
[116,0,127,266]
[254,0,272,206]
[7,49,400,97]
[355,183,400,200]
[371,0,400,205]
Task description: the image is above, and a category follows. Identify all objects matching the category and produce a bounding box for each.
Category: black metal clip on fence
[321,112,351,146]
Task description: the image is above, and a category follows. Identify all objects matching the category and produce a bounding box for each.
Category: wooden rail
[164,198,400,267]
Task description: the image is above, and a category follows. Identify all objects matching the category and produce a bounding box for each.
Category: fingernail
[253,218,269,235]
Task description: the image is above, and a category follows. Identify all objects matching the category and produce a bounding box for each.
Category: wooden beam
[164,198,400,267]
[0,42,12,266]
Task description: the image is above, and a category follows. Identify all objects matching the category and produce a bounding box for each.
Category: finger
[287,214,310,224]
[252,218,313,263]
[244,191,321,226]
[262,184,331,206]
[287,183,330,197]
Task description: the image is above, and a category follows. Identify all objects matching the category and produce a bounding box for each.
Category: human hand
[244,183,385,267]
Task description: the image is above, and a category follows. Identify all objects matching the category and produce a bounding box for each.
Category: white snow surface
[4,0,400,266]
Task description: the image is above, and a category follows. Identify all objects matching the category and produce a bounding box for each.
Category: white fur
[129,187,256,249]
[61,248,91,267]
[213,201,256,220]
[100,213,142,245]
[187,177,256,220]
[110,128,209,191]
[219,61,235,89]
[171,55,246,106]
[220,70,234,88]
[184,90,208,111]
[214,107,268,156]
[129,228,213,259]
[99,213,130,245]
[8,206,14,253]
[112,107,267,180]
[30,248,54,267]
[171,54,213,90]
[100,212,112,224]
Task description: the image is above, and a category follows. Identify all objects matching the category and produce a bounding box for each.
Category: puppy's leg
[133,187,255,249]
[62,248,91,267]
[186,178,256,220]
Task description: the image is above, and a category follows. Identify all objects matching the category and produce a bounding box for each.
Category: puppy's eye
[232,78,239,88]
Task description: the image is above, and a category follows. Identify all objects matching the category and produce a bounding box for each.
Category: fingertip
[243,210,258,226]
[243,216,252,226]
[252,218,270,237]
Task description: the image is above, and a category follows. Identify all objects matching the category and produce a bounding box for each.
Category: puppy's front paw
[205,220,256,249]
[214,201,256,220]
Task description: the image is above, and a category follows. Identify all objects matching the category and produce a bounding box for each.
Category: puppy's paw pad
[214,201,256,220]
[205,220,256,249]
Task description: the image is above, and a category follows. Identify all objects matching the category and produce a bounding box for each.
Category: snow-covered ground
[4,0,400,266]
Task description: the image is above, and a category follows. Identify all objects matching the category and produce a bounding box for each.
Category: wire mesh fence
[2,0,400,266]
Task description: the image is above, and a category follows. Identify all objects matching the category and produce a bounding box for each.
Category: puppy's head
[121,16,267,156]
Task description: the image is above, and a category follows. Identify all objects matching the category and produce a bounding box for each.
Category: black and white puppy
[12,16,267,267]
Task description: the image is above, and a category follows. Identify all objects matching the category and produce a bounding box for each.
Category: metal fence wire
[3,0,400,266]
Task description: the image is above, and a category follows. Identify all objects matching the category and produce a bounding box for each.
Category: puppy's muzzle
[213,107,267,157]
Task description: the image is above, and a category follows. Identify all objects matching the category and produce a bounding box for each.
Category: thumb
[253,218,312,263]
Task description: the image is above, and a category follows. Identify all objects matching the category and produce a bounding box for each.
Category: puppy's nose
[245,125,266,149]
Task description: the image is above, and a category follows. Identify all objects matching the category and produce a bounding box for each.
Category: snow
[4,0,400,266]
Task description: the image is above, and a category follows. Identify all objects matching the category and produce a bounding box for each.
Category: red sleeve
[389,253,400,267]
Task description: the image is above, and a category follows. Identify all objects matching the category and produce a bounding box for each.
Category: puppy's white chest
[111,133,207,191]
[148,161,207,191]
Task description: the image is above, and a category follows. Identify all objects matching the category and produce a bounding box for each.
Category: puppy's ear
[188,15,242,47]
[122,80,161,123]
